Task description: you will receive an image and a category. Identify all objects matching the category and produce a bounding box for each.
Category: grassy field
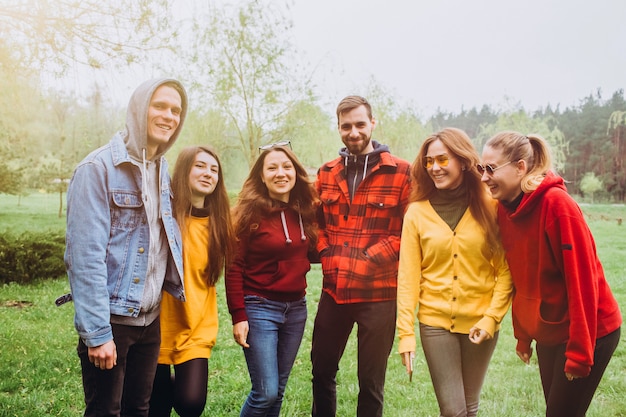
[0,193,625,416]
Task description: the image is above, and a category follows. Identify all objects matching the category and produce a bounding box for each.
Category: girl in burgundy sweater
[226,143,318,417]
[480,131,621,417]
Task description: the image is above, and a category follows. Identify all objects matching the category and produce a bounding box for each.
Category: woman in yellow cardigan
[149,146,235,417]
[396,128,512,417]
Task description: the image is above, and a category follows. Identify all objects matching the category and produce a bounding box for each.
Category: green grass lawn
[0,193,625,416]
[0,192,66,234]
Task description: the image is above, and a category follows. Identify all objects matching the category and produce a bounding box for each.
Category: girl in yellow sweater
[396,128,512,417]
[149,146,234,417]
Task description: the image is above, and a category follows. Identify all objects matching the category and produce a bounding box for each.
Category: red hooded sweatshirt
[497,171,621,377]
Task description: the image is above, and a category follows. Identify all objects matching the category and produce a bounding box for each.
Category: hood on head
[123,78,188,162]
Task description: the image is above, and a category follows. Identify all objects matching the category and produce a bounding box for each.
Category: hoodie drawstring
[280,210,306,245]
[142,148,149,204]
[347,154,369,202]
[363,154,369,181]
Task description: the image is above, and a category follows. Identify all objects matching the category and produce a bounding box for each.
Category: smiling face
[426,139,464,190]
[338,105,376,155]
[481,145,525,203]
[262,150,296,203]
[146,85,182,158]
[188,151,220,208]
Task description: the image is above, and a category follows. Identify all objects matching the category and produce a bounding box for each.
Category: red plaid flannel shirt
[316,151,411,304]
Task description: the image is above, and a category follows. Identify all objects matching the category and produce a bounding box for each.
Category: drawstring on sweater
[142,148,162,219]
[280,210,306,244]
[345,154,369,202]
[142,148,149,204]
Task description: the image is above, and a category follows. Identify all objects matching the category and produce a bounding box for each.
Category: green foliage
[274,100,336,169]
[606,110,626,201]
[0,157,25,195]
[1,0,626,205]
[0,231,66,285]
[430,104,499,139]
[475,110,569,171]
[0,0,178,75]
[580,172,604,203]
[365,79,430,162]
[557,91,626,199]
[184,0,314,168]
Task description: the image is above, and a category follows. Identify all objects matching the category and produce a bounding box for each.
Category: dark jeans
[78,319,161,417]
[240,295,308,417]
[311,292,396,417]
[149,358,209,417]
[536,327,620,417]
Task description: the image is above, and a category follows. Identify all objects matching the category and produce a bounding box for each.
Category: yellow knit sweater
[396,201,513,354]
[158,215,217,364]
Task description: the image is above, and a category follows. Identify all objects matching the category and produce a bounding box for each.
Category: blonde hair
[484,131,552,193]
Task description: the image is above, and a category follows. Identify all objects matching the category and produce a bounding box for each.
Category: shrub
[0,231,66,284]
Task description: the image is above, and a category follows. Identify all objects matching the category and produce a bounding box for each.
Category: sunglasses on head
[258,140,292,154]
[423,154,451,169]
[476,161,513,175]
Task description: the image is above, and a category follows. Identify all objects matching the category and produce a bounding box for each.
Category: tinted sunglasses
[258,140,292,154]
[477,161,513,175]
[423,154,451,169]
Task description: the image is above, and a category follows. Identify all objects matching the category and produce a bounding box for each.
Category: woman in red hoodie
[480,131,621,417]
[226,142,318,417]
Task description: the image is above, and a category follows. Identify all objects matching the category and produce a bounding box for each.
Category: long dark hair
[171,146,235,285]
[232,146,318,246]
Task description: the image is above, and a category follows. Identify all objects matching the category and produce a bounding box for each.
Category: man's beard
[344,136,371,155]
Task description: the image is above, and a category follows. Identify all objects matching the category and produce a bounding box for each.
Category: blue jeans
[240,295,307,417]
[78,319,161,417]
[419,324,499,417]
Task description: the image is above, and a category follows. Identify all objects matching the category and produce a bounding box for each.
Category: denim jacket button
[127,308,134,313]
[138,247,144,254]
[133,277,140,283]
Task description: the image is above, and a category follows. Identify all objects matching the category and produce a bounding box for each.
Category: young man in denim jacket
[64,78,187,417]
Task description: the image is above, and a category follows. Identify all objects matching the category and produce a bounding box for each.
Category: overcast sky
[55,0,625,118]
[288,0,626,116]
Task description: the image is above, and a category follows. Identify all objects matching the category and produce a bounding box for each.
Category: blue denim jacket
[65,135,185,347]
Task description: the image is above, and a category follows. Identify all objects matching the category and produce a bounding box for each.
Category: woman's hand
[565,372,582,381]
[516,349,532,364]
[400,351,415,377]
[468,327,492,344]
[233,321,250,348]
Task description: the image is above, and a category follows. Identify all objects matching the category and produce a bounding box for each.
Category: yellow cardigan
[158,215,218,364]
[396,201,512,354]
